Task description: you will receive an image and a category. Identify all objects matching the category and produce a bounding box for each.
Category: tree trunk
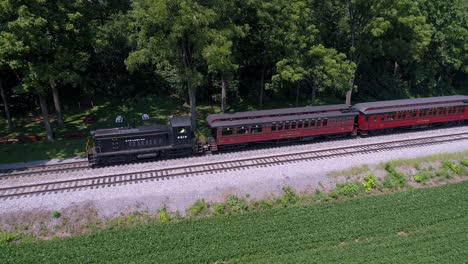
[38,94,54,142]
[295,81,300,106]
[0,78,13,130]
[259,65,265,108]
[50,80,64,127]
[221,74,227,113]
[188,82,197,129]
[393,61,399,76]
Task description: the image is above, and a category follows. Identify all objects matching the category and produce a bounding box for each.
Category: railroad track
[0,161,90,179]
[1,132,468,200]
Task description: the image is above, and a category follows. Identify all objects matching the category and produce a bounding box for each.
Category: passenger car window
[252,125,263,133]
[237,127,248,134]
[271,123,277,131]
[221,128,233,136]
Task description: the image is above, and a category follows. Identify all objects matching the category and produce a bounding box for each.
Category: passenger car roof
[353,95,468,114]
[206,104,356,128]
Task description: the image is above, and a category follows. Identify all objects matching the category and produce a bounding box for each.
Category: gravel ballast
[0,126,467,217]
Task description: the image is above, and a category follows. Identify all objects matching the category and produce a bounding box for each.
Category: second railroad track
[1,132,468,200]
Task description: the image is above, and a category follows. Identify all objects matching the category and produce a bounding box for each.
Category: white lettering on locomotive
[125,138,146,142]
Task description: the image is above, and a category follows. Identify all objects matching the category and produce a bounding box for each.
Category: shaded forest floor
[0,94,342,163]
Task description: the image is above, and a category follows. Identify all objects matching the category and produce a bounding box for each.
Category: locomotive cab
[170,116,193,145]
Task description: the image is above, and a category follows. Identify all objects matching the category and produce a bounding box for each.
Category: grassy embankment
[1,179,468,263]
[1,153,468,263]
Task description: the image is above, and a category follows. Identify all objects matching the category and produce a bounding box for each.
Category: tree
[203,34,237,112]
[0,77,12,130]
[126,0,217,128]
[0,0,22,130]
[275,45,356,104]
[202,0,244,113]
[2,0,90,140]
[412,0,468,96]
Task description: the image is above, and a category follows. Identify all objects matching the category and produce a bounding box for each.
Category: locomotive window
[178,128,186,134]
[278,123,283,130]
[411,111,417,118]
[311,119,315,127]
[284,122,290,130]
[252,125,263,133]
[298,121,303,128]
[460,107,465,113]
[365,116,369,122]
[374,116,377,122]
[222,128,233,136]
[291,122,296,129]
[304,120,309,128]
[237,127,249,134]
[381,115,385,121]
[323,119,328,126]
[317,120,322,127]
[419,110,425,117]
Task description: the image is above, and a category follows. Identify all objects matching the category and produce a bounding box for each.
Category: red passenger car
[354,95,468,135]
[206,104,358,151]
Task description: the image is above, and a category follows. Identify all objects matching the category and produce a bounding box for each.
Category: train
[87,95,468,166]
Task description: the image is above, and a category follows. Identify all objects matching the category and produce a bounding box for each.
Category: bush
[258,200,272,210]
[413,170,434,183]
[461,159,468,167]
[0,232,24,245]
[329,190,338,199]
[226,195,248,213]
[280,186,299,207]
[334,183,360,198]
[383,163,406,189]
[362,174,377,193]
[157,208,170,224]
[313,190,328,202]
[213,204,225,215]
[52,211,61,218]
[442,160,463,174]
[189,199,209,217]
[435,168,453,179]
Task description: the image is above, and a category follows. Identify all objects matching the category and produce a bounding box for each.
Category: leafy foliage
[442,160,463,175]
[362,173,378,192]
[383,163,406,189]
[413,169,434,183]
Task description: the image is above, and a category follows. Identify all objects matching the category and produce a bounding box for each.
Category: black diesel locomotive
[87,116,199,166]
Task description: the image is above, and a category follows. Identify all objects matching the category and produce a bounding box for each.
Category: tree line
[0,0,466,141]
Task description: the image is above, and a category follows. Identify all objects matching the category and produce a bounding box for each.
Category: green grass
[376,151,468,169]
[327,164,370,177]
[2,181,468,263]
[1,94,342,163]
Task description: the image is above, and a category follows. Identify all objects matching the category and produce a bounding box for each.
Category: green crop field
[2,181,468,263]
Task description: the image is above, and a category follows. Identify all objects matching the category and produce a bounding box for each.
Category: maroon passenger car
[206,104,358,151]
[354,95,468,135]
